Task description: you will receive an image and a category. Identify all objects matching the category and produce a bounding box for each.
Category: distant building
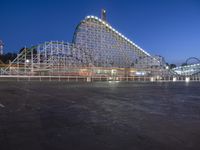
[0,40,3,55]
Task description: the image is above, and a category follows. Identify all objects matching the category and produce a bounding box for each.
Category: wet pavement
[0,81,200,150]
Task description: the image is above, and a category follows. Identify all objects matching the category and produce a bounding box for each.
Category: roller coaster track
[186,57,200,65]
[172,57,200,76]
[1,15,164,76]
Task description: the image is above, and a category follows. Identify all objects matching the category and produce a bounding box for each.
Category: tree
[169,64,176,69]
[181,63,187,66]
[0,52,17,64]
[19,47,37,55]
[19,47,28,54]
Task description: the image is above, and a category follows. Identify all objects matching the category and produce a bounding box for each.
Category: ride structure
[172,57,200,76]
[1,13,167,78]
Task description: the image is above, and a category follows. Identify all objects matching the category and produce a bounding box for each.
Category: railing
[0,75,200,82]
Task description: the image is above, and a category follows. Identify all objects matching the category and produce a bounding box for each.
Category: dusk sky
[0,0,200,64]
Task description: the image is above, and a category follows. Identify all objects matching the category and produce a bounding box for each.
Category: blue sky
[0,0,200,64]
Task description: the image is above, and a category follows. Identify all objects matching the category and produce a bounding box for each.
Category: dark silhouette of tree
[169,64,176,69]
[19,47,37,54]
[19,47,25,54]
[181,63,187,66]
[0,53,17,64]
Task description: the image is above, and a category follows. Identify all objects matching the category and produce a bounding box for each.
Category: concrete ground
[0,81,200,150]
